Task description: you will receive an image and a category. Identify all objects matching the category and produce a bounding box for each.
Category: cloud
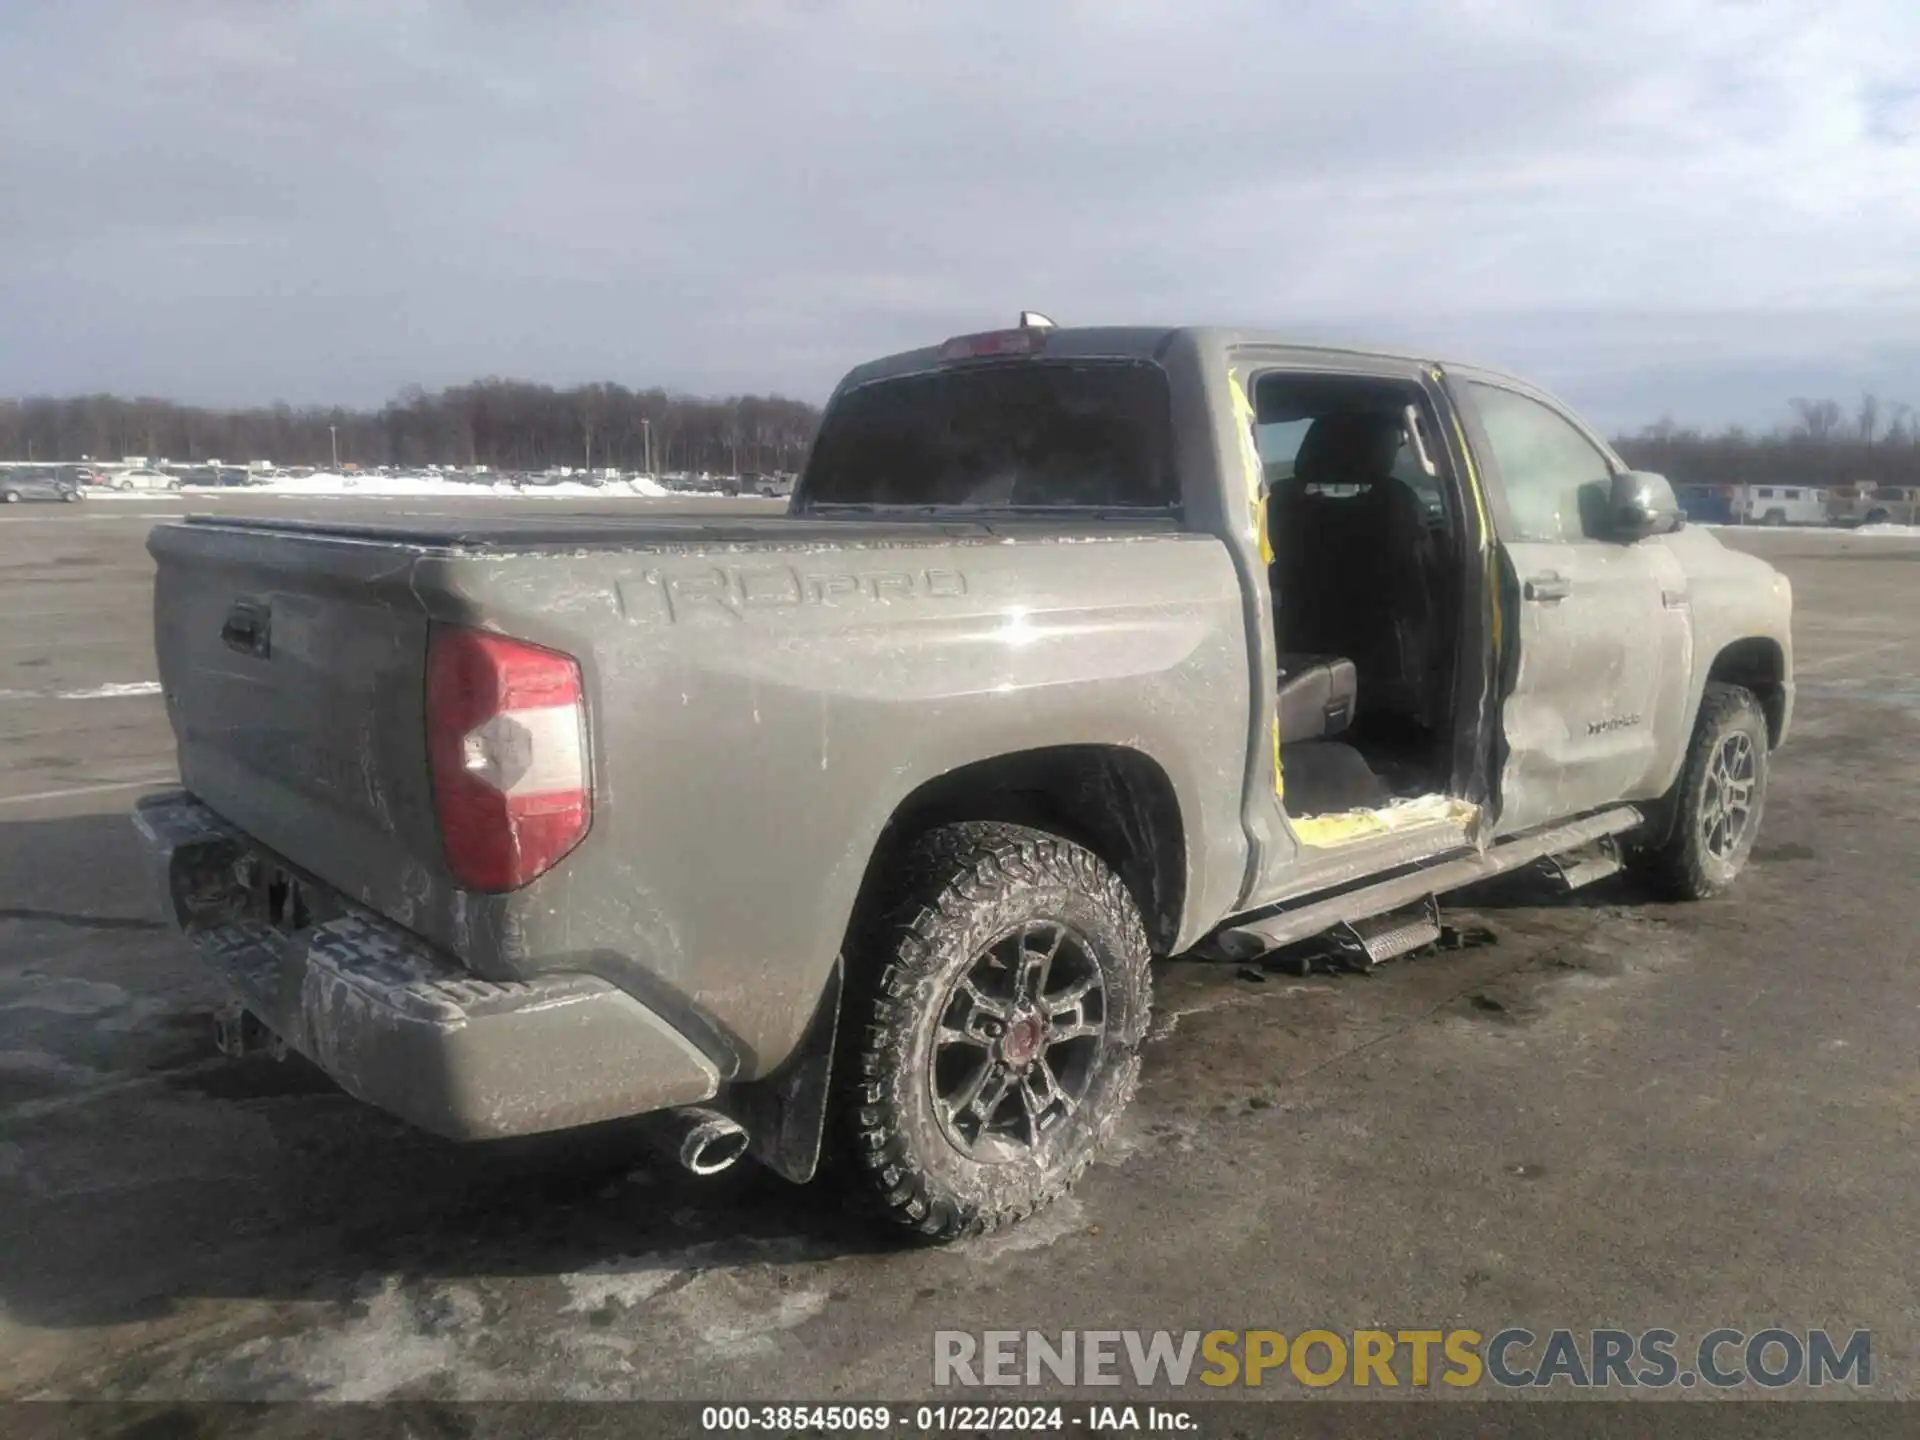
[0,0,1914,429]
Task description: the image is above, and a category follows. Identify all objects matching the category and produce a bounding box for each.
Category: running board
[1341,897,1443,968]
[1541,836,1625,892]
[1214,806,1642,960]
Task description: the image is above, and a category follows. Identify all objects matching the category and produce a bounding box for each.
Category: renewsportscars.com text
[933,1327,1872,1390]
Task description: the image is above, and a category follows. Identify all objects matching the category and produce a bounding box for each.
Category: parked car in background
[1733,483,1826,527]
[1,471,86,504]
[1827,484,1920,528]
[107,469,182,491]
[1675,484,1736,524]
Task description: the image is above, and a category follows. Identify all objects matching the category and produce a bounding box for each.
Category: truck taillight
[938,328,1048,361]
[426,625,590,892]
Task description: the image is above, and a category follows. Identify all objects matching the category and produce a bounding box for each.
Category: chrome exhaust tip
[646,1106,750,1177]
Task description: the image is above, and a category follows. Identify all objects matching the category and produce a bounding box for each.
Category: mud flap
[726,956,843,1184]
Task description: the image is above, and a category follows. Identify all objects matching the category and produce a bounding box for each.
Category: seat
[1276,652,1393,816]
[1276,652,1357,744]
[1267,412,1442,728]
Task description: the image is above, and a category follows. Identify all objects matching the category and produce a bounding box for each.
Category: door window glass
[1467,382,1613,542]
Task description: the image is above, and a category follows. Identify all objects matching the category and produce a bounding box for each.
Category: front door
[1452,375,1692,836]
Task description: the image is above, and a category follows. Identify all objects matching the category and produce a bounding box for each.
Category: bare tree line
[0,380,822,476]
[4,380,1915,490]
[1614,393,1920,489]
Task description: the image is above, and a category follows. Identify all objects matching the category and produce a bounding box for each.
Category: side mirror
[1608,470,1684,542]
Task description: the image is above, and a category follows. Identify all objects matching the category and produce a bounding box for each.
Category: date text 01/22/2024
[699,1405,1195,1432]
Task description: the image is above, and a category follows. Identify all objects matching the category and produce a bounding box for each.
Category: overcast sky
[3,0,1915,432]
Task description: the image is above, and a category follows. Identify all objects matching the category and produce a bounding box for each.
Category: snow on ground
[1700,522,1920,539]
[0,680,161,701]
[174,471,671,499]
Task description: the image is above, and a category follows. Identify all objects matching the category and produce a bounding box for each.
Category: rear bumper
[132,790,720,1140]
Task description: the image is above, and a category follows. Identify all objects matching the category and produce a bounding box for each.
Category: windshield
[800,359,1176,510]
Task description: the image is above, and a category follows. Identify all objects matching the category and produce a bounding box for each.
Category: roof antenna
[1018,311,1057,330]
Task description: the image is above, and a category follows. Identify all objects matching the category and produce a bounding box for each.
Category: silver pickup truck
[134,320,1793,1239]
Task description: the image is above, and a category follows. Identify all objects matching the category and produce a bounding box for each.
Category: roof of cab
[833,325,1529,394]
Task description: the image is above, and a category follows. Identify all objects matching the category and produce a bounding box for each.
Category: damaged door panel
[1450,375,1694,835]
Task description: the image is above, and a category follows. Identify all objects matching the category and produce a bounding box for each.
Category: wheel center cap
[1001,1012,1045,1067]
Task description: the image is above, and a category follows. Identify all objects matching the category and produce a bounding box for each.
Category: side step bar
[1215,806,1642,960]
[1541,836,1625,892]
[1342,897,1443,968]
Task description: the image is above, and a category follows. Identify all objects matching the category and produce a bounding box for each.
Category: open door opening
[1255,372,1474,832]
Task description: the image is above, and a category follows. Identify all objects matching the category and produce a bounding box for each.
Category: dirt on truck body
[135,319,1795,1239]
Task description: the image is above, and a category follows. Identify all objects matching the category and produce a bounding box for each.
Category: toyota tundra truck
[134,320,1794,1239]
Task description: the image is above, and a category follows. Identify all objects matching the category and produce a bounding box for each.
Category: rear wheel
[1,490,19,504]
[1627,682,1769,900]
[837,822,1151,1241]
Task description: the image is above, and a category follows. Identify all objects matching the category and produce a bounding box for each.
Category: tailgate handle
[222,600,271,658]
[1523,573,1571,603]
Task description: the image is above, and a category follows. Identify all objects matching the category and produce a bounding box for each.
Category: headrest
[1293,412,1404,487]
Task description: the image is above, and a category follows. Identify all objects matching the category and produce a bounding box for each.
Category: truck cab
[807,326,1790,908]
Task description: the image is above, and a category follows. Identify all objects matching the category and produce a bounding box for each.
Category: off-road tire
[837,821,1151,1242]
[1627,682,1769,900]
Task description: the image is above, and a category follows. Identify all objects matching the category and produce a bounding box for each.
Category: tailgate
[149,519,443,916]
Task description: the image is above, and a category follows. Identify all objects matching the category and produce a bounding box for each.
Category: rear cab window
[797,359,1177,512]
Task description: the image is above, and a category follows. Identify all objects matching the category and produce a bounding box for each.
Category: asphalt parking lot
[2,495,1917,1406]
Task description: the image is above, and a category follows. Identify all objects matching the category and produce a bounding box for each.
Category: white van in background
[1733,483,1827,526]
